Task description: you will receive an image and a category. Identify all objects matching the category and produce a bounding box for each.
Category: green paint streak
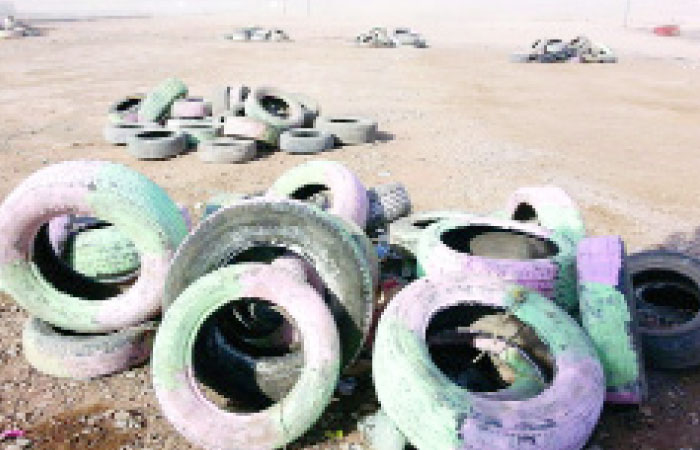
[579,282,640,389]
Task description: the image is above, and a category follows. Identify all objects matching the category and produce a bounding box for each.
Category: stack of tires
[0,161,188,380]
[103,79,379,163]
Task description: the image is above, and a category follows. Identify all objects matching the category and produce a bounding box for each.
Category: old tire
[0,161,188,332]
[289,92,320,127]
[127,129,186,160]
[198,137,256,164]
[316,116,378,145]
[222,116,280,146]
[373,279,604,450]
[416,216,578,311]
[244,86,305,131]
[279,128,334,154]
[166,119,218,148]
[107,95,143,124]
[22,317,155,379]
[628,250,700,369]
[267,160,369,227]
[367,182,412,228]
[162,199,376,370]
[170,97,211,119]
[389,211,474,257]
[137,77,188,123]
[103,123,154,146]
[578,236,646,404]
[152,264,340,449]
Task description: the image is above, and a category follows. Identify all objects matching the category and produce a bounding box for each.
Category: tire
[107,95,143,124]
[198,137,256,164]
[166,119,218,148]
[389,211,474,257]
[577,236,646,404]
[22,317,155,379]
[373,279,604,450]
[627,250,700,369]
[0,161,188,332]
[0,28,24,39]
[316,116,378,145]
[222,116,280,146]
[288,92,321,127]
[162,199,376,370]
[170,97,211,119]
[137,77,188,123]
[244,86,305,131]
[510,53,535,63]
[224,29,250,41]
[366,182,412,228]
[62,226,141,284]
[416,216,578,311]
[103,123,154,146]
[279,128,333,154]
[267,160,369,227]
[128,129,187,159]
[505,185,585,241]
[152,264,340,449]
[358,410,407,450]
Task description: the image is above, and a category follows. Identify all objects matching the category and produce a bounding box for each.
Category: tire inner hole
[512,203,538,224]
[633,269,700,329]
[440,225,558,260]
[260,96,290,118]
[136,130,173,139]
[290,184,333,210]
[116,98,141,111]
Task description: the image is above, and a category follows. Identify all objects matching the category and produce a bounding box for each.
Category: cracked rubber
[416,216,577,311]
[152,264,340,449]
[373,279,604,450]
[628,250,700,369]
[315,116,378,145]
[162,199,376,370]
[577,236,646,404]
[0,161,188,332]
[137,77,188,123]
[22,317,155,379]
[267,160,369,227]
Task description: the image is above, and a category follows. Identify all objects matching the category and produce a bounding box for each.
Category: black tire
[367,182,412,228]
[628,250,700,369]
[198,137,256,164]
[127,129,186,160]
[279,128,333,154]
[315,116,378,145]
[162,199,376,370]
[22,317,156,379]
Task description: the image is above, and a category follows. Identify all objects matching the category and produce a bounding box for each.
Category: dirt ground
[1,9,700,450]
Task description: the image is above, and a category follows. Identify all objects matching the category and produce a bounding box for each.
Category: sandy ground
[1,9,700,449]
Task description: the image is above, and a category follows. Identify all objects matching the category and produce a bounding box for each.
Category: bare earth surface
[1,10,700,450]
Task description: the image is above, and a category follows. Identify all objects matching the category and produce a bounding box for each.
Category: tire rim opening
[440,225,558,260]
[412,218,438,229]
[425,305,552,395]
[116,98,141,112]
[290,184,333,210]
[136,130,174,140]
[512,203,538,224]
[291,130,320,138]
[260,96,290,119]
[633,269,700,329]
[329,118,358,124]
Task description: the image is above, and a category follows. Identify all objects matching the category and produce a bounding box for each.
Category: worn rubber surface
[416,217,577,310]
[166,119,218,148]
[367,182,412,228]
[103,123,152,146]
[0,161,188,332]
[316,116,378,145]
[268,160,369,227]
[577,236,646,404]
[152,264,340,449]
[222,115,280,146]
[127,129,186,160]
[170,97,211,118]
[389,211,474,257]
[279,128,334,154]
[107,94,143,124]
[137,77,188,123]
[244,86,305,131]
[162,199,375,370]
[23,317,155,379]
[198,137,256,164]
[628,250,700,369]
[373,279,604,450]
[62,225,141,283]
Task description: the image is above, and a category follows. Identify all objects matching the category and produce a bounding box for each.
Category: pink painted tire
[373,279,604,450]
[416,217,574,307]
[577,236,646,404]
[170,97,212,119]
[267,160,369,228]
[152,264,340,449]
[22,317,155,379]
[505,185,585,241]
[0,161,188,333]
[222,115,280,146]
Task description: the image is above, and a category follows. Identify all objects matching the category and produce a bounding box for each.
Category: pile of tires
[356,27,428,48]
[0,15,40,39]
[511,35,617,63]
[103,78,380,162]
[224,27,291,42]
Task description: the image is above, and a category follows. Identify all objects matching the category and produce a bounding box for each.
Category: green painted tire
[137,78,188,123]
